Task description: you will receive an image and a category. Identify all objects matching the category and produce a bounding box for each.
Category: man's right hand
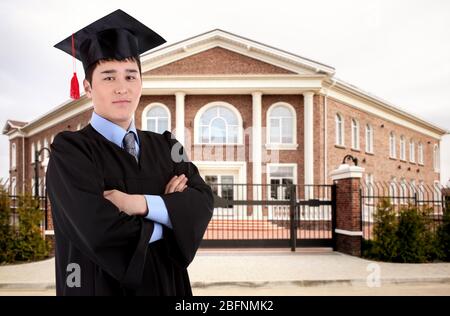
[164,174,188,194]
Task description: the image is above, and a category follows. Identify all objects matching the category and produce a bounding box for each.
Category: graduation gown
[45,124,214,295]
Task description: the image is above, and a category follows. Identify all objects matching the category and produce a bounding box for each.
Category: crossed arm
[102,174,189,217]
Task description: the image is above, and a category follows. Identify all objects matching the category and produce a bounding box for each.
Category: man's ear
[83,79,92,98]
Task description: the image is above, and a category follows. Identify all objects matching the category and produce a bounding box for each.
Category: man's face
[84,59,142,129]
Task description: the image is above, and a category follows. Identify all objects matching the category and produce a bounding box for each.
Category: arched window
[418,142,423,165]
[195,103,242,144]
[11,177,16,196]
[351,119,360,150]
[44,138,49,159]
[267,103,296,145]
[335,114,344,146]
[433,144,440,172]
[11,143,16,169]
[31,142,35,163]
[389,177,397,205]
[400,178,408,204]
[400,136,406,160]
[142,103,171,134]
[389,132,396,158]
[365,124,373,153]
[409,139,415,163]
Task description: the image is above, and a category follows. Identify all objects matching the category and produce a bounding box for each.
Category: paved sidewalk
[1,248,450,290]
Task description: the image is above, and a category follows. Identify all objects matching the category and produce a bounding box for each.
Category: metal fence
[202,183,336,250]
[360,182,448,240]
[7,194,48,232]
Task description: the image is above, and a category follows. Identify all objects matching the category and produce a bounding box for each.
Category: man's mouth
[112,100,131,105]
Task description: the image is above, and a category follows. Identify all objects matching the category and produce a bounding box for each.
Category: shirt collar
[89,111,140,148]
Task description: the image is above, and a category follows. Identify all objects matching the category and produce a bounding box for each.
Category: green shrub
[436,199,450,261]
[369,198,399,261]
[13,194,50,262]
[396,205,432,263]
[364,197,449,263]
[0,188,15,263]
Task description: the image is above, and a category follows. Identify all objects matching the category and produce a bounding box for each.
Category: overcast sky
[1,0,449,185]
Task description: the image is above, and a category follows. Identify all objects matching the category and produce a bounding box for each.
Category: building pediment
[141,29,335,77]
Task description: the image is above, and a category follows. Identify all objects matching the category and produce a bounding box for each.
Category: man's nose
[114,79,128,94]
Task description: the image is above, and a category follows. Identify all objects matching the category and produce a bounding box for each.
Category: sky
[1,0,449,185]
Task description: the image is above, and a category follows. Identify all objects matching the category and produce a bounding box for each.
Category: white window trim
[193,160,247,202]
[389,132,396,158]
[31,142,35,163]
[433,144,440,172]
[400,136,406,160]
[365,124,373,153]
[11,143,16,169]
[351,118,360,150]
[265,102,298,149]
[390,178,397,205]
[418,142,424,165]
[266,163,298,200]
[335,113,344,146]
[194,101,243,145]
[409,140,415,163]
[11,177,16,195]
[141,102,172,133]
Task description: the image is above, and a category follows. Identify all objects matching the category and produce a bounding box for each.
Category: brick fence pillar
[330,163,364,257]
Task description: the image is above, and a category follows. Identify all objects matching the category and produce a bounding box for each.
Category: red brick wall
[145,47,295,75]
[334,177,362,256]
[326,97,440,187]
[8,93,442,195]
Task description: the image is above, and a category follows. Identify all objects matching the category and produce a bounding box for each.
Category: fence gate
[201,184,336,251]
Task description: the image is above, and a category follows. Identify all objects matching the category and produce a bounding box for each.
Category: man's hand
[103,174,188,217]
[165,174,188,194]
[103,190,147,216]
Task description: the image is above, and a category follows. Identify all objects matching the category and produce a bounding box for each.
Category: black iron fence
[4,184,337,251]
[360,182,448,240]
[202,183,336,250]
[7,194,48,232]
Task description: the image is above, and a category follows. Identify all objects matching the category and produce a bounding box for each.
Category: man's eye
[104,77,114,81]
[127,76,136,80]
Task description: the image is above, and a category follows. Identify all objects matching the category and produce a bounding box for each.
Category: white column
[175,92,185,146]
[252,92,263,218]
[303,91,314,188]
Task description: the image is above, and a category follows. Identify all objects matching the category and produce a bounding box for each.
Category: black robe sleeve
[160,131,214,269]
[46,132,154,289]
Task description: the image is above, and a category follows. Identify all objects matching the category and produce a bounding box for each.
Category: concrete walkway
[1,248,450,291]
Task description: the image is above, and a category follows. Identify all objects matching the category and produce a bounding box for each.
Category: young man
[46,9,214,295]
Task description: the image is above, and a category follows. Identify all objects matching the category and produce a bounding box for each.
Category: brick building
[2,29,447,230]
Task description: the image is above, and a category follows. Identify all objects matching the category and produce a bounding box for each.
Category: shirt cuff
[149,222,162,243]
[144,195,173,229]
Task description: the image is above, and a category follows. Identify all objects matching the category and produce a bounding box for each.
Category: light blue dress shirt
[90,111,173,243]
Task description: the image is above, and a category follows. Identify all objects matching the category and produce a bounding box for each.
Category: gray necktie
[123,131,138,163]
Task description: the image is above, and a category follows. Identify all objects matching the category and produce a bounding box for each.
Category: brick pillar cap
[330,163,365,181]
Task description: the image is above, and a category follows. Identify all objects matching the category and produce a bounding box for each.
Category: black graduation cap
[54,9,166,99]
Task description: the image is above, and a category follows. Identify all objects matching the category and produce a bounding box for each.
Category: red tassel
[70,72,80,99]
[70,34,80,100]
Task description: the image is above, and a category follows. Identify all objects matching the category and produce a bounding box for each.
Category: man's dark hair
[84,56,142,87]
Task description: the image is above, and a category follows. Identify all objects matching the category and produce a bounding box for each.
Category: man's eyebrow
[100,69,139,74]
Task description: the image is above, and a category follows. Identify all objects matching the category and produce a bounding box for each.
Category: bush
[369,198,399,261]
[0,189,15,263]
[436,199,450,261]
[13,194,50,262]
[396,205,433,263]
[364,198,448,263]
[0,189,50,264]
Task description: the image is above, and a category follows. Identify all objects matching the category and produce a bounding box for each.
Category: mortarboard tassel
[70,34,80,99]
